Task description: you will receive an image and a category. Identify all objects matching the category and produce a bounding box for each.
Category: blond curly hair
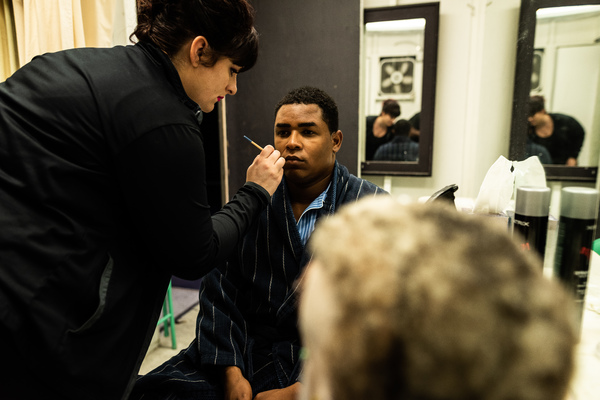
[299,197,577,400]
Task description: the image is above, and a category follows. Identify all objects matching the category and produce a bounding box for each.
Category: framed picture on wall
[379,56,415,99]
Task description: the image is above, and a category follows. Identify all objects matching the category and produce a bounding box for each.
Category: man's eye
[302,130,316,136]
[277,131,290,137]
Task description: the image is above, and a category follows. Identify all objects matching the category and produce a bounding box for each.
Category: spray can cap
[515,186,551,217]
[560,187,599,220]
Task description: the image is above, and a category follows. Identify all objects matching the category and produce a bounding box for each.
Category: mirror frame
[361,2,439,177]
[509,0,600,182]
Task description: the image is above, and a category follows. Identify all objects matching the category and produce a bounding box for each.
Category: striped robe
[131,161,386,399]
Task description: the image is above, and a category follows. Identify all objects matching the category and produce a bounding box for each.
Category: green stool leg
[166,281,177,349]
[593,238,600,255]
[157,280,177,349]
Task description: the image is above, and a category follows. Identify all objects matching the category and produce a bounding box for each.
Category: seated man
[373,119,419,161]
[131,86,386,399]
[299,197,578,400]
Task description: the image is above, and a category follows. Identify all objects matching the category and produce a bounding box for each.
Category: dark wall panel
[225,0,360,197]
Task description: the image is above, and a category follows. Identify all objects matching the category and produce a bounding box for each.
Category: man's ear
[331,130,343,153]
[189,36,209,67]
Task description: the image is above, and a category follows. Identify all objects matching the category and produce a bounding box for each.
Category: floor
[139,301,199,375]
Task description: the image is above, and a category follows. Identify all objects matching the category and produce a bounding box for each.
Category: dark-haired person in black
[0,1,285,398]
[527,95,585,166]
[365,99,400,160]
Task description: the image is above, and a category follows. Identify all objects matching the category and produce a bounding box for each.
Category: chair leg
[162,298,170,337]
[166,281,177,349]
[157,280,177,349]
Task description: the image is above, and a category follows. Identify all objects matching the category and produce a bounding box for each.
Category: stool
[157,280,177,349]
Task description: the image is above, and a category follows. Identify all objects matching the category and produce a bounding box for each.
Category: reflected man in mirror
[527,95,584,166]
[365,99,400,160]
[373,119,419,161]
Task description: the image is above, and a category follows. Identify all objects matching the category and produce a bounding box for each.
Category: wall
[364,27,424,119]
[362,0,521,204]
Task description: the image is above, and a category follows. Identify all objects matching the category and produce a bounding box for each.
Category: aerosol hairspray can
[554,187,599,325]
[513,186,551,262]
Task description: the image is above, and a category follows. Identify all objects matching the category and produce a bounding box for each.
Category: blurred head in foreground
[299,197,577,400]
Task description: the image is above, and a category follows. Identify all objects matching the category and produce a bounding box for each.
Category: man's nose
[286,131,302,148]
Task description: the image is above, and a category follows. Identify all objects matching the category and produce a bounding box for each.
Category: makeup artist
[0,1,284,399]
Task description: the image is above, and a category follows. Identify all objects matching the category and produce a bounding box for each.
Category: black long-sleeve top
[530,113,585,165]
[0,41,269,399]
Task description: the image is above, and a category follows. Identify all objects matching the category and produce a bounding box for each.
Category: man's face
[274,103,342,186]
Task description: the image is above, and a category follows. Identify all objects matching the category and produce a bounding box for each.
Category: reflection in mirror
[364,18,424,163]
[510,0,600,181]
[361,3,439,177]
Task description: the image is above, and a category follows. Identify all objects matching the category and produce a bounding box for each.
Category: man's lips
[284,156,303,167]
[217,96,224,102]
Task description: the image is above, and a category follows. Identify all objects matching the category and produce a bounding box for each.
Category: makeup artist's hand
[246,145,285,196]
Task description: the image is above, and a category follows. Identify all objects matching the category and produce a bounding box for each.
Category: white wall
[361,0,521,204]
[364,27,424,119]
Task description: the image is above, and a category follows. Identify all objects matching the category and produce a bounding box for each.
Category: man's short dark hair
[528,95,546,117]
[274,86,339,133]
[381,99,401,119]
[393,119,411,137]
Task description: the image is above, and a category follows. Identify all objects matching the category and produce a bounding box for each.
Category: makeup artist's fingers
[260,145,286,167]
[246,145,284,196]
[262,145,286,169]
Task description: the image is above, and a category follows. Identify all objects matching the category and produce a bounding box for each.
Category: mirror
[361,3,439,176]
[510,0,600,182]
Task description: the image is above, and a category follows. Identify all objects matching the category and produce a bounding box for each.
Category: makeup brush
[243,135,264,151]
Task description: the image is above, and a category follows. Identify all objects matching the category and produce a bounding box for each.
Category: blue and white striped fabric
[296,184,329,245]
